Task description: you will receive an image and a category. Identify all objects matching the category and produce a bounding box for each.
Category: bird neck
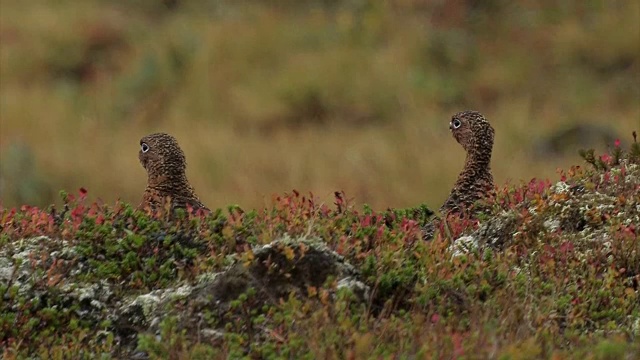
[463,147,492,174]
[454,146,493,190]
[147,173,194,196]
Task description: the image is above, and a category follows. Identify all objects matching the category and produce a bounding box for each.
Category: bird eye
[451,119,462,129]
[141,143,150,153]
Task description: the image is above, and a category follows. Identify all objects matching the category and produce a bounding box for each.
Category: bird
[440,110,495,215]
[423,110,495,239]
[137,133,209,213]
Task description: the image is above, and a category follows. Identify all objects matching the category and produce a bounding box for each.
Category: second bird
[137,133,209,213]
[440,110,495,215]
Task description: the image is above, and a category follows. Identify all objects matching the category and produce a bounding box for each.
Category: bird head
[138,133,187,178]
[449,110,494,155]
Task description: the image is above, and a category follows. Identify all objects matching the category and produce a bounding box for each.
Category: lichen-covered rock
[187,234,367,325]
[111,235,368,357]
[451,158,639,270]
[186,235,361,306]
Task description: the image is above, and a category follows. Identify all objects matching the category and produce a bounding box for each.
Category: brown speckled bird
[137,133,209,213]
[440,110,495,214]
[422,110,495,239]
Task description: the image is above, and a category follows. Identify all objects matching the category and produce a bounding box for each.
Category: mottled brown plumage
[422,110,495,239]
[440,110,495,214]
[138,133,209,213]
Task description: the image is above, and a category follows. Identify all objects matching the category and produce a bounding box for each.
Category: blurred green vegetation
[1,0,638,210]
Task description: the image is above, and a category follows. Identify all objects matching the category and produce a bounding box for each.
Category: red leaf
[430,313,440,324]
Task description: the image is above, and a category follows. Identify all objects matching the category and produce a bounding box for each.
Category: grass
[1,0,639,212]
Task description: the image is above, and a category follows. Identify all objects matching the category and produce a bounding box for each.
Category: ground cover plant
[1,135,638,359]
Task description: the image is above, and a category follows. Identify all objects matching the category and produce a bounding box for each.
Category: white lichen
[552,181,570,194]
[543,219,560,232]
[449,235,479,257]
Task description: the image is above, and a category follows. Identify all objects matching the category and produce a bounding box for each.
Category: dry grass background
[1,0,638,211]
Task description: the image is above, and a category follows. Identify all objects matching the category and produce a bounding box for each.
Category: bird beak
[449,122,453,130]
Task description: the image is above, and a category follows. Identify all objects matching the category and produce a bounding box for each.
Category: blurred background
[1,0,638,211]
